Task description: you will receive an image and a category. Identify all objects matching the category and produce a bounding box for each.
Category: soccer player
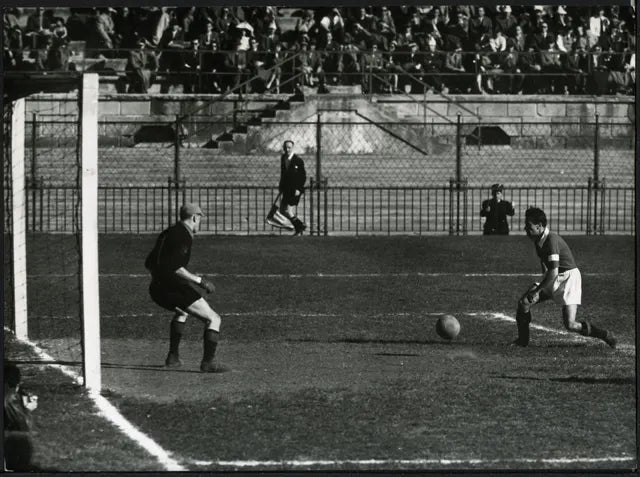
[513,207,616,348]
[480,183,515,235]
[277,139,307,236]
[145,203,224,372]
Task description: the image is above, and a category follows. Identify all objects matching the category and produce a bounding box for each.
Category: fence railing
[13,180,634,235]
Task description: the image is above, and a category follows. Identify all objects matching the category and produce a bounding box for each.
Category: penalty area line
[470,312,634,355]
[4,328,187,472]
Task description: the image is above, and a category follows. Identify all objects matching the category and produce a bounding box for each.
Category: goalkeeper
[145,203,224,373]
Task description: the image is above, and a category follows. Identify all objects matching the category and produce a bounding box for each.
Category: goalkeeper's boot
[165,353,182,368]
[200,360,229,373]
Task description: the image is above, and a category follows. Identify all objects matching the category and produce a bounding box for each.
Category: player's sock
[169,320,185,356]
[515,309,531,345]
[581,322,606,339]
[202,329,219,363]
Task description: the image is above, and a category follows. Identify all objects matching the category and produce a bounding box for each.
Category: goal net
[4,74,101,392]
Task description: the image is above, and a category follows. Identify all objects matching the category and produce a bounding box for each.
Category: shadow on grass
[288,338,465,346]
[101,362,206,373]
[495,374,634,385]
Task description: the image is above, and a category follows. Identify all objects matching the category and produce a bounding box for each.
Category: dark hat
[491,183,504,193]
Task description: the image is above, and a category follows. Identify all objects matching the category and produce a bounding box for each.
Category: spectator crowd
[3,5,636,95]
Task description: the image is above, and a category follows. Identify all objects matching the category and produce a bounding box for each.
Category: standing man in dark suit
[480,183,515,235]
[277,140,307,236]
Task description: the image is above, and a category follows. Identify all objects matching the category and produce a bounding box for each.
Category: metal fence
[8,102,636,235]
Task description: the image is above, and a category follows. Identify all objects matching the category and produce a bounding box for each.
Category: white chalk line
[185,455,635,468]
[31,271,616,279]
[472,312,635,355]
[12,311,633,470]
[4,328,187,472]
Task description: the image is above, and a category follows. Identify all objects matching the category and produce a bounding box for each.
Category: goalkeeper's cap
[491,183,504,194]
[180,203,204,219]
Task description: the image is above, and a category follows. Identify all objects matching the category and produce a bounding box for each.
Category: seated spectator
[470,6,492,47]
[379,6,397,41]
[383,40,404,92]
[86,8,114,58]
[181,39,202,93]
[422,36,447,93]
[493,30,507,51]
[4,25,24,71]
[150,7,172,47]
[295,9,316,43]
[495,5,518,38]
[264,42,284,92]
[228,37,249,92]
[25,7,54,48]
[361,42,385,93]
[65,8,87,41]
[551,6,571,35]
[397,40,423,92]
[236,26,251,51]
[159,22,185,71]
[589,8,610,39]
[31,32,53,71]
[126,37,158,93]
[215,7,235,48]
[498,38,524,93]
[339,33,361,85]
[327,8,346,44]
[444,39,469,93]
[178,7,197,41]
[518,45,542,93]
[539,37,564,92]
[556,27,575,52]
[563,41,588,93]
[513,25,527,51]
[474,34,503,93]
[47,27,71,71]
[321,31,342,85]
[259,22,279,52]
[445,11,470,51]
[199,19,219,50]
[530,22,554,51]
[201,39,226,93]
[4,7,21,32]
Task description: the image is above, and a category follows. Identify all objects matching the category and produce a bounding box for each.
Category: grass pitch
[5,234,636,471]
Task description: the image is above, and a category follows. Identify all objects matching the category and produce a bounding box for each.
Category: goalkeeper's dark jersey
[145,222,193,286]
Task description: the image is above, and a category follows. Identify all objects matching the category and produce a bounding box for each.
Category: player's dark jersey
[480,198,515,234]
[535,228,577,272]
[145,222,193,286]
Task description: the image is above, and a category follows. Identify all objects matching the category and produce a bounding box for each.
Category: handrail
[399,69,481,120]
[354,110,430,156]
[177,50,304,122]
[370,71,455,124]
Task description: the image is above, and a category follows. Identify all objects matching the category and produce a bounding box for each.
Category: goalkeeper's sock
[515,309,531,345]
[169,320,185,356]
[202,330,219,363]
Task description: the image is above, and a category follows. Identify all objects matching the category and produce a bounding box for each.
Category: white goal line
[4,328,187,471]
[31,272,616,279]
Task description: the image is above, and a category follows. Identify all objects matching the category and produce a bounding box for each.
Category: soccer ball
[436,314,460,340]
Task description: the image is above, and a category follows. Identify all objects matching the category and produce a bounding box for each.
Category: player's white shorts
[537,268,582,306]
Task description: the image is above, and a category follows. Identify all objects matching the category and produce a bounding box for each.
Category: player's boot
[602,331,617,349]
[165,353,182,368]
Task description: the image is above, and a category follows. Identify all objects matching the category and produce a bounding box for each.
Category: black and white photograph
[2,2,636,472]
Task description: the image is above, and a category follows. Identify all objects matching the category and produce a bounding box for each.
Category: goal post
[10,98,28,340]
[80,73,101,393]
[5,73,102,393]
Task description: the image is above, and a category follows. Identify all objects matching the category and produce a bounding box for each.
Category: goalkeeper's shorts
[149,280,202,312]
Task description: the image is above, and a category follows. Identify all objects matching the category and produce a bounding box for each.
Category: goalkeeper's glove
[198,276,215,294]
